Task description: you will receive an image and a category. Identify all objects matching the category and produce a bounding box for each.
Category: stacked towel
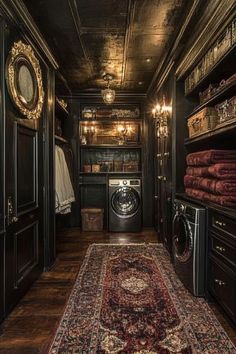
[185,150,236,207]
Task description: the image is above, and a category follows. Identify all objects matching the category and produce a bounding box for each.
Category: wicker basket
[81,208,104,231]
[187,107,219,138]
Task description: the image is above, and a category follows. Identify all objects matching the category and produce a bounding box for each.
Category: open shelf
[186,44,236,97]
[186,79,236,117]
[56,97,69,116]
[185,119,236,146]
[80,118,143,122]
[175,192,236,218]
[80,144,142,149]
[80,171,142,175]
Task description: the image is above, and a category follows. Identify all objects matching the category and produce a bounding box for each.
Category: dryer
[172,199,206,296]
[109,179,142,232]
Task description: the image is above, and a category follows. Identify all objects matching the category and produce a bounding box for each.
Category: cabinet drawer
[209,256,236,323]
[210,212,236,238]
[79,175,107,185]
[210,232,236,268]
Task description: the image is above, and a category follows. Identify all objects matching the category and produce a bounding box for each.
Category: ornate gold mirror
[6,41,44,119]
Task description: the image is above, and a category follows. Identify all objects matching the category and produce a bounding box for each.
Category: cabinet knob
[215,245,225,253]
[215,220,226,227]
[214,279,226,286]
[12,216,18,223]
[154,195,159,200]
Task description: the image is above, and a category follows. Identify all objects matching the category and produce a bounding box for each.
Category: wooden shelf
[185,120,236,146]
[186,44,236,97]
[79,171,142,175]
[56,97,69,116]
[80,118,143,122]
[80,144,142,149]
[186,79,236,118]
[55,135,69,144]
[175,192,236,219]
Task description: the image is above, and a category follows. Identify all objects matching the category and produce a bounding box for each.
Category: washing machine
[109,179,142,232]
[172,199,206,296]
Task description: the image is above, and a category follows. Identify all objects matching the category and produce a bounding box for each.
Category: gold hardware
[157,176,163,180]
[156,153,162,158]
[215,245,225,253]
[7,196,18,224]
[154,195,159,200]
[214,279,226,286]
[215,220,226,227]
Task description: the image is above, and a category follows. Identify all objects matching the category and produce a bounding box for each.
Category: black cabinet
[208,209,236,324]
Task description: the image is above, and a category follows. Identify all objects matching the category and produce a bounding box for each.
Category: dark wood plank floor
[0,228,235,353]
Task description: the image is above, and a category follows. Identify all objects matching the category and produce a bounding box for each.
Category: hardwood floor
[0,228,235,353]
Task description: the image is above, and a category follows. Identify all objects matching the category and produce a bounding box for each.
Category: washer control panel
[109,179,141,187]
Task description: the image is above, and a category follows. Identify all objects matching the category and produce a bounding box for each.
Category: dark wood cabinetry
[208,209,236,324]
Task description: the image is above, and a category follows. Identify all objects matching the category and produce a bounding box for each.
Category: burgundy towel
[186,150,236,166]
[186,188,236,207]
[186,163,236,179]
[184,175,236,195]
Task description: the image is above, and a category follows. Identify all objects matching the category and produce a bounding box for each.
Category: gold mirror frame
[6,41,44,119]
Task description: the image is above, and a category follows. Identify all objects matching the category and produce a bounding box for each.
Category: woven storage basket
[81,208,104,231]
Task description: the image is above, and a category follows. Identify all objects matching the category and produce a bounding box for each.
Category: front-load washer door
[173,213,193,262]
[111,187,140,218]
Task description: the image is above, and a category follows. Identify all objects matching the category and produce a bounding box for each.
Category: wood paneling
[17,126,38,213]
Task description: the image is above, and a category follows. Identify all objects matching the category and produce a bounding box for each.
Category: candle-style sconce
[152,96,172,138]
[83,125,96,144]
[117,124,133,145]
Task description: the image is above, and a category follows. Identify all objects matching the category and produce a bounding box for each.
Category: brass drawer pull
[214,279,226,286]
[215,245,226,253]
[215,220,226,227]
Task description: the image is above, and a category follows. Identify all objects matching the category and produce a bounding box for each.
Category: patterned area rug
[48,244,236,354]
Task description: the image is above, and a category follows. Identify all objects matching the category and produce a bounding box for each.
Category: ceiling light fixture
[101,74,115,104]
[146,58,151,62]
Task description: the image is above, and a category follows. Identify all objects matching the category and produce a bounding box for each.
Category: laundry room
[0,1,236,353]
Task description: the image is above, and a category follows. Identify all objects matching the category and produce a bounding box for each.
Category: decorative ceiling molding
[0,0,59,69]
[67,0,94,77]
[121,0,136,86]
[176,0,236,79]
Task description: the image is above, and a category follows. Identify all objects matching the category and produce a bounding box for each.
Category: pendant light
[101,74,115,104]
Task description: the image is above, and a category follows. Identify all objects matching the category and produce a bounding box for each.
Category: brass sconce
[152,96,172,138]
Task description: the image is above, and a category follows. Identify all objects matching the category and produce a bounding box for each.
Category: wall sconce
[152,96,172,138]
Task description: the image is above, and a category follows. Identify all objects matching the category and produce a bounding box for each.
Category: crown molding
[176,0,236,79]
[0,0,59,69]
[147,0,201,96]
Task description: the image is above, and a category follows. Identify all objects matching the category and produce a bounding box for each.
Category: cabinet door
[5,122,44,313]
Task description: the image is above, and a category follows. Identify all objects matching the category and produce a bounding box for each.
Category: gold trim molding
[6,40,44,119]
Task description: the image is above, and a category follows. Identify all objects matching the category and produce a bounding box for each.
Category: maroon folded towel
[185,188,236,207]
[186,163,236,179]
[184,175,236,195]
[186,150,236,166]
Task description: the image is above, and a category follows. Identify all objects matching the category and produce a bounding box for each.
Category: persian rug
[48,244,236,354]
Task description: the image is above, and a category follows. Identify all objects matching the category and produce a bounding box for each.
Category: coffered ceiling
[23,0,190,94]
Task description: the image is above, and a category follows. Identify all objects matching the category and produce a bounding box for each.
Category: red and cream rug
[48,244,236,353]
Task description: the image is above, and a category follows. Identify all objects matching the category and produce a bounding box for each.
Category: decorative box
[215,96,236,126]
[83,165,91,173]
[113,160,123,172]
[91,164,100,173]
[187,107,219,138]
[213,28,231,64]
[232,18,236,45]
[123,161,139,172]
[199,84,218,104]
